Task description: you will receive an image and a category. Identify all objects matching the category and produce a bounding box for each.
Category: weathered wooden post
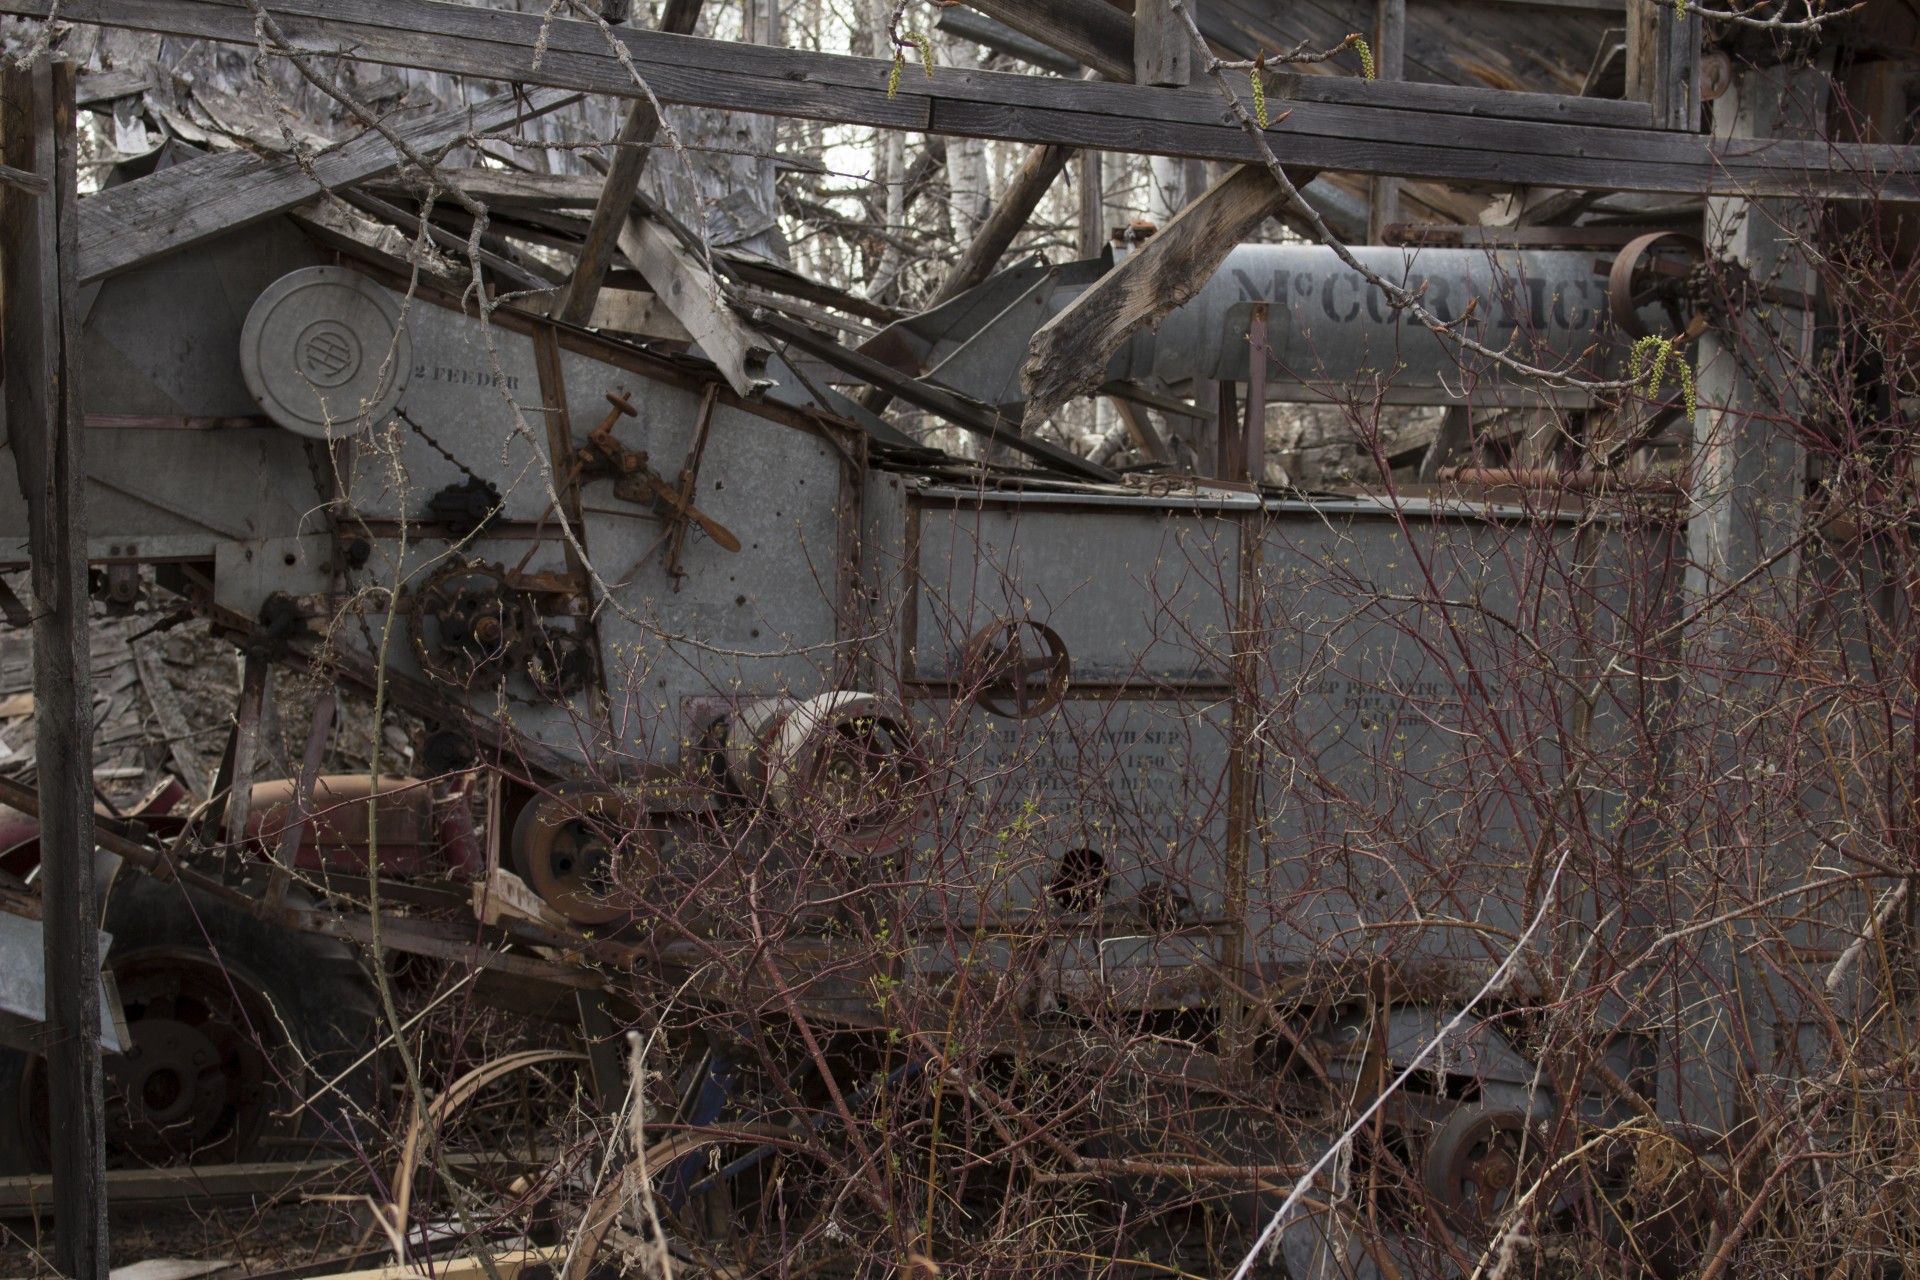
[1367,0,1405,243]
[1,56,105,1280]
[1674,63,1824,1131]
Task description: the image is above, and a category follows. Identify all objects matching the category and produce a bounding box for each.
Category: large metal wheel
[0,875,383,1172]
[390,1048,598,1242]
[1423,1101,1544,1236]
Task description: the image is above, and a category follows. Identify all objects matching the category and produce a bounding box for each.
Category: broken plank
[1023,163,1294,421]
[129,637,209,801]
[77,86,580,282]
[555,0,702,327]
[73,66,145,106]
[0,161,47,193]
[617,214,769,397]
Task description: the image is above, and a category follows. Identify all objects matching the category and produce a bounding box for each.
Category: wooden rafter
[77,85,580,282]
[10,0,1916,199]
[553,0,702,327]
[1022,163,1298,421]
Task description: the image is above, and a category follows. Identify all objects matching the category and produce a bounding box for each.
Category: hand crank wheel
[960,618,1072,719]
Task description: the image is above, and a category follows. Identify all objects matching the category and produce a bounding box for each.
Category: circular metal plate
[240,266,410,437]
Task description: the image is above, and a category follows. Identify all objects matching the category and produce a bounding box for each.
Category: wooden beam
[934,7,1079,74]
[758,312,1120,481]
[1,57,105,1280]
[364,167,606,208]
[617,214,769,396]
[1627,0,1701,131]
[77,85,580,282]
[1022,163,1295,421]
[7,0,1911,199]
[1367,0,1406,244]
[962,0,1132,80]
[929,142,1074,308]
[1134,0,1193,88]
[1076,149,1104,258]
[554,0,702,327]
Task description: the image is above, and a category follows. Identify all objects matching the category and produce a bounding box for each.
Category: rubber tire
[0,874,385,1173]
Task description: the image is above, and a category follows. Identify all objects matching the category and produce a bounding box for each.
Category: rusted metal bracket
[661,383,723,588]
[575,388,740,581]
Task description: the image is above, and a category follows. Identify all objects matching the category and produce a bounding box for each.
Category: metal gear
[405,560,534,687]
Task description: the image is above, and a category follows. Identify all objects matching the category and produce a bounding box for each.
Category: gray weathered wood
[618,214,769,396]
[74,65,144,106]
[555,0,702,327]
[77,85,579,282]
[934,7,1078,74]
[365,167,607,208]
[1077,150,1104,258]
[1134,0,1193,88]
[2,57,105,1280]
[0,159,47,191]
[1627,0,1700,131]
[7,0,1911,198]
[1367,0,1406,244]
[1023,163,1296,421]
[964,0,1132,80]
[759,311,1120,481]
[130,637,211,800]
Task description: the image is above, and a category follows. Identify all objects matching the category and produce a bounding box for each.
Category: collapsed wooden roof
[3,0,1916,480]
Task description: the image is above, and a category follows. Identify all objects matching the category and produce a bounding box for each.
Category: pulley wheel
[511,787,656,925]
[1607,231,1704,340]
[1424,1102,1544,1236]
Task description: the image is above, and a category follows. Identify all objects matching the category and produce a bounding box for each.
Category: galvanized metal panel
[1247,506,1628,969]
[0,912,122,1052]
[907,494,1239,686]
[907,696,1233,922]
[583,391,848,765]
[342,293,552,522]
[78,219,325,418]
[1,425,331,566]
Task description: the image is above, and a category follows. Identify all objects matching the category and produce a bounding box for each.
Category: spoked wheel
[660,1125,862,1278]
[1607,231,1705,341]
[390,1048,597,1243]
[960,618,1071,719]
